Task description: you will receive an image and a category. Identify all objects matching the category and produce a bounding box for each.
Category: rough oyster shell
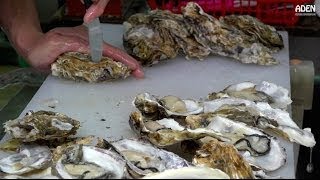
[221,15,284,51]
[124,2,282,66]
[207,81,292,110]
[182,2,278,65]
[54,145,127,179]
[110,138,190,178]
[51,52,131,82]
[142,166,230,179]
[193,138,254,179]
[4,111,80,142]
[0,145,52,175]
[123,21,179,65]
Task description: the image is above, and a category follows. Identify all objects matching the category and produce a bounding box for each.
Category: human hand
[80,0,110,24]
[26,25,144,78]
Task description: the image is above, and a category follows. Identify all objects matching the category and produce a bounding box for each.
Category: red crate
[65,0,122,17]
[147,0,315,27]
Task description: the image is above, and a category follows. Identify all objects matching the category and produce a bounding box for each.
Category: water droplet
[306,147,314,173]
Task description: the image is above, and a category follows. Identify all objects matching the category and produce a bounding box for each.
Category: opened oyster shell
[51,52,131,82]
[0,145,52,175]
[129,111,286,171]
[207,81,292,109]
[133,93,203,120]
[142,166,230,179]
[109,138,190,178]
[203,98,316,147]
[54,144,127,179]
[4,110,80,142]
[193,137,254,179]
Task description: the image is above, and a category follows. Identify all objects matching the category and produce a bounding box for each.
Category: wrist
[9,27,43,60]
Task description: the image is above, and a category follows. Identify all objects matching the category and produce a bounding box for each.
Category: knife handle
[84,0,93,9]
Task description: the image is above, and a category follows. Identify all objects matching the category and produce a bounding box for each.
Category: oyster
[142,166,230,179]
[4,110,80,142]
[221,15,284,51]
[182,2,278,65]
[0,145,52,175]
[1,168,59,179]
[207,81,292,109]
[133,93,203,120]
[54,145,127,179]
[51,52,131,82]
[123,2,282,66]
[193,138,254,179]
[203,98,316,147]
[123,17,179,65]
[110,138,190,178]
[130,111,286,171]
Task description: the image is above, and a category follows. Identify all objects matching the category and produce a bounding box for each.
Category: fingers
[83,0,110,24]
[27,32,89,71]
[102,43,144,78]
[132,68,145,79]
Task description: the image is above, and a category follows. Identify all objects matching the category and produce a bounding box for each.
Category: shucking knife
[84,0,103,62]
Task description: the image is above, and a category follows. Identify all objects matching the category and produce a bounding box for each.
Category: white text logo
[295,4,316,16]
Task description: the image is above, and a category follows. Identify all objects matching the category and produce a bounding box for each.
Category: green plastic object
[17,55,30,68]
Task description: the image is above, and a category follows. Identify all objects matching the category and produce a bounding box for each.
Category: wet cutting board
[1,24,297,178]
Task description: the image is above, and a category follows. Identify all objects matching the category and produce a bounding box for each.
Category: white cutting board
[1,24,297,178]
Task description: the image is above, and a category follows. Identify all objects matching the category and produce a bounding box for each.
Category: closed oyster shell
[51,52,131,82]
[182,2,278,65]
[221,15,284,51]
[4,110,80,142]
[193,138,254,179]
[124,2,282,66]
[123,17,179,65]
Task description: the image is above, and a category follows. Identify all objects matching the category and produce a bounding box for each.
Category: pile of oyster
[129,81,316,178]
[51,52,132,83]
[0,110,230,179]
[123,2,284,66]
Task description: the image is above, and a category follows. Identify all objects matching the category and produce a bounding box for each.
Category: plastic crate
[147,0,315,27]
[65,0,122,17]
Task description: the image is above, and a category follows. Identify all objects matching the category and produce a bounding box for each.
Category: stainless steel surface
[86,18,103,62]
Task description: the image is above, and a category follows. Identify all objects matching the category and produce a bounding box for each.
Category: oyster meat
[124,2,282,66]
[0,145,52,175]
[193,137,254,179]
[4,110,80,142]
[54,145,127,179]
[110,138,190,178]
[51,52,131,82]
[129,111,286,171]
[142,166,230,179]
[207,81,292,110]
[133,93,203,120]
[203,98,316,147]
